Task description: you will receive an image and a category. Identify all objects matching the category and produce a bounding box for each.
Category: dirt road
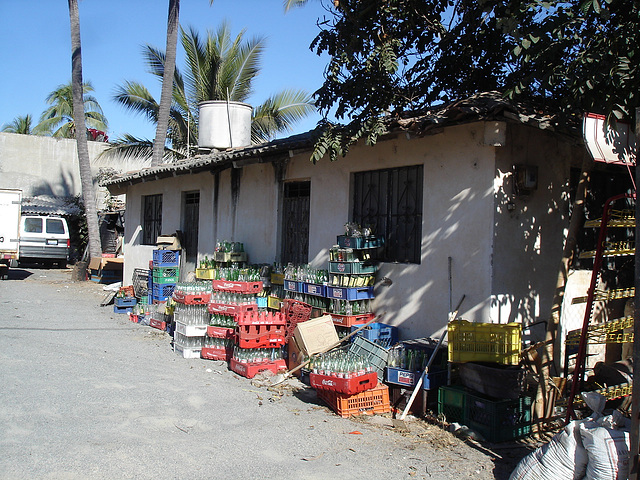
[0,266,530,479]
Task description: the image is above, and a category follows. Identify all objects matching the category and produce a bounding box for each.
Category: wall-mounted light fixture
[513,165,538,196]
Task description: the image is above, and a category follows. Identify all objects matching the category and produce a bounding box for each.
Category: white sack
[580,416,630,480]
[509,419,589,480]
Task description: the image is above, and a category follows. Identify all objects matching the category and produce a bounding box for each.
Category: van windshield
[46,219,65,234]
[24,218,43,233]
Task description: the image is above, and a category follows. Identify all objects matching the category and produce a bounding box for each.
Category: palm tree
[2,114,34,134]
[36,81,108,138]
[68,0,101,260]
[107,23,315,162]
[152,0,180,168]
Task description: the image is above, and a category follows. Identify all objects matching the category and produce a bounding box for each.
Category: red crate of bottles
[211,280,263,294]
[331,313,376,327]
[236,324,286,349]
[201,346,233,362]
[229,358,287,379]
[149,318,167,331]
[206,325,236,339]
[317,383,391,418]
[310,371,378,395]
[208,302,257,316]
[235,310,286,326]
[172,291,211,305]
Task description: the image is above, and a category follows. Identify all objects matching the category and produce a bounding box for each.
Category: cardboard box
[292,314,339,356]
[156,235,181,250]
[88,257,124,271]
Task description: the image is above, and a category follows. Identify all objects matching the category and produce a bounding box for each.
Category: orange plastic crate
[317,383,390,418]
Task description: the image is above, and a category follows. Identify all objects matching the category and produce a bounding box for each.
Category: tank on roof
[198,100,252,150]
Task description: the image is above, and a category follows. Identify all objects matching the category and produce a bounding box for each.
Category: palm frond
[2,114,33,134]
[251,89,316,142]
[101,135,154,161]
[113,81,159,123]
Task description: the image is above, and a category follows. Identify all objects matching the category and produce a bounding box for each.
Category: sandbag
[579,415,630,480]
[509,419,589,480]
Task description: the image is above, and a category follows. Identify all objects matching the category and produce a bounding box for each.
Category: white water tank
[198,100,252,149]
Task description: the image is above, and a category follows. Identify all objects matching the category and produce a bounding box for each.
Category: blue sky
[0,0,330,141]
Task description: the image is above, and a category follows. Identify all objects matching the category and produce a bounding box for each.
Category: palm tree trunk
[152,0,180,167]
[68,0,101,260]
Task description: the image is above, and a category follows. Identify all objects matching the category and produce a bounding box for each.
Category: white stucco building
[104,93,590,340]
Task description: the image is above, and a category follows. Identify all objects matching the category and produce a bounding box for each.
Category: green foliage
[309,0,640,161]
[1,114,34,134]
[35,82,108,138]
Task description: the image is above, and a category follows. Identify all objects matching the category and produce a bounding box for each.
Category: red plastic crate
[208,302,257,315]
[229,358,287,378]
[317,383,391,418]
[236,324,285,348]
[331,313,376,327]
[310,371,378,395]
[211,280,263,294]
[149,318,167,331]
[235,311,286,326]
[206,325,236,339]
[172,291,211,305]
[201,346,233,361]
[282,299,312,340]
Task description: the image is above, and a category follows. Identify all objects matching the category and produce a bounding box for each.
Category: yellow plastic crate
[268,295,282,310]
[196,268,216,279]
[448,320,522,365]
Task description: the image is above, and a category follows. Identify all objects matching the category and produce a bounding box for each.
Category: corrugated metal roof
[103,92,570,188]
[21,196,82,216]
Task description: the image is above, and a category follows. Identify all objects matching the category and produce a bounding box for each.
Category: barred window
[142,194,162,245]
[352,165,423,264]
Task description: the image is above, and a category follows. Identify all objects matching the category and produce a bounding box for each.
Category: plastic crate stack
[171,281,212,358]
[383,337,449,414]
[309,338,391,418]
[206,277,287,378]
[149,249,180,303]
[438,320,531,443]
[282,233,387,336]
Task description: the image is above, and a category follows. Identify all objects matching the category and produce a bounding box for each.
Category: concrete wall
[120,120,581,340]
[0,132,110,198]
[491,125,586,341]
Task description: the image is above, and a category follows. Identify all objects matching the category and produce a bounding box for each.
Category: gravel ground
[0,265,536,480]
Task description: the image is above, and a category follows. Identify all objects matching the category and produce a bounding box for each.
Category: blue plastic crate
[385,367,447,390]
[350,322,398,347]
[151,283,175,300]
[113,305,133,314]
[114,297,137,308]
[326,286,374,300]
[283,280,303,293]
[302,282,326,297]
[152,249,180,267]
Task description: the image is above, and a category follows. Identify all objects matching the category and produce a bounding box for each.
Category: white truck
[0,189,22,279]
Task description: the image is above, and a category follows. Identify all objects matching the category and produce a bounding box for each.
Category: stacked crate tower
[149,250,180,304]
[202,249,288,377]
[172,282,211,358]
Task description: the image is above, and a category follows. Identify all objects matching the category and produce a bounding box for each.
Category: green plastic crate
[152,266,180,284]
[438,385,467,424]
[348,336,389,380]
[438,385,532,443]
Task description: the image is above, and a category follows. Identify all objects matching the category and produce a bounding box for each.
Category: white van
[19,215,70,267]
